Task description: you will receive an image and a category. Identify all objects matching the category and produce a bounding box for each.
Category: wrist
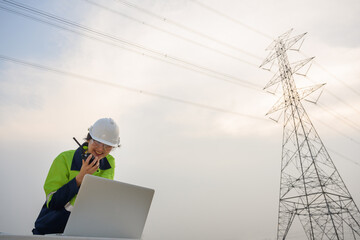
[75,174,83,187]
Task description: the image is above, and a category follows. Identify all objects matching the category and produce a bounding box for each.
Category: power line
[5,0,357,126]
[312,117,360,145]
[87,0,360,140]
[1,0,358,151]
[305,75,360,115]
[188,0,360,119]
[0,0,262,91]
[193,0,360,100]
[327,147,360,168]
[301,51,360,97]
[0,54,268,121]
[317,103,360,133]
[314,59,360,96]
[323,87,360,115]
[84,0,260,68]
[270,109,360,150]
[189,0,273,40]
[114,0,263,61]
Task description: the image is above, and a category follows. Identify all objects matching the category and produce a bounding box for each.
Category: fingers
[77,156,100,186]
[84,154,94,164]
[83,154,100,172]
[90,157,100,170]
[84,154,97,165]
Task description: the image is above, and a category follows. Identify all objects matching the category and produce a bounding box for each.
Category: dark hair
[85,133,92,141]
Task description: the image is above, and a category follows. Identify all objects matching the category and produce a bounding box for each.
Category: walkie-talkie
[73,137,95,164]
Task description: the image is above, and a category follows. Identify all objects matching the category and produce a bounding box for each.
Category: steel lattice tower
[260,30,360,240]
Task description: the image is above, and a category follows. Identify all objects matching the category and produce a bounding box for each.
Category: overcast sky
[0,0,359,239]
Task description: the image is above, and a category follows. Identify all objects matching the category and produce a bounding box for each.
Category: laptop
[63,174,155,239]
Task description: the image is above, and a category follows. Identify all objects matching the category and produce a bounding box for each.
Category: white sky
[0,0,359,239]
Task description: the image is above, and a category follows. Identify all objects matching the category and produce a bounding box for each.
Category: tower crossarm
[266,83,325,115]
[260,31,307,69]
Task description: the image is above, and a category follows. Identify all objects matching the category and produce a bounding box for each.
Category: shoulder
[53,150,76,164]
[56,149,76,158]
[106,154,115,168]
[46,150,76,179]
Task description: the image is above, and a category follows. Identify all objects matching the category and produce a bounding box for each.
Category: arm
[47,178,79,210]
[44,152,80,210]
[44,152,100,210]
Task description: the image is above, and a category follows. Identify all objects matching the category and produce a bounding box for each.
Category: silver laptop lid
[64,174,154,239]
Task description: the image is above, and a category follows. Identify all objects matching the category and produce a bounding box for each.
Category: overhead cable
[0,0,262,91]
[313,59,360,96]
[317,103,360,133]
[327,147,360,168]
[0,54,268,121]
[323,88,360,115]
[305,76,360,115]
[301,51,360,97]
[189,0,273,40]
[84,0,259,68]
[193,0,360,99]
[312,117,360,145]
[190,0,360,116]
[1,0,358,147]
[114,0,263,60]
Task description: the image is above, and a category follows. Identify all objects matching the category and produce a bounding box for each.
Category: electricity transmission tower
[260,29,360,240]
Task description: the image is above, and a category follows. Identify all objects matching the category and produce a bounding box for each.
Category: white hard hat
[88,118,120,147]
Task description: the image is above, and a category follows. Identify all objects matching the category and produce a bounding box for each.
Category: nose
[94,144,104,151]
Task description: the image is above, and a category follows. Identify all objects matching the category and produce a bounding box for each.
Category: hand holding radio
[72,137,101,186]
[75,154,100,186]
[82,152,95,164]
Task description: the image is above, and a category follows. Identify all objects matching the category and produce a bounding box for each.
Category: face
[87,139,113,159]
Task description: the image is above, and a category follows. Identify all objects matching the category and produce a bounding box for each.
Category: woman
[32,118,120,235]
